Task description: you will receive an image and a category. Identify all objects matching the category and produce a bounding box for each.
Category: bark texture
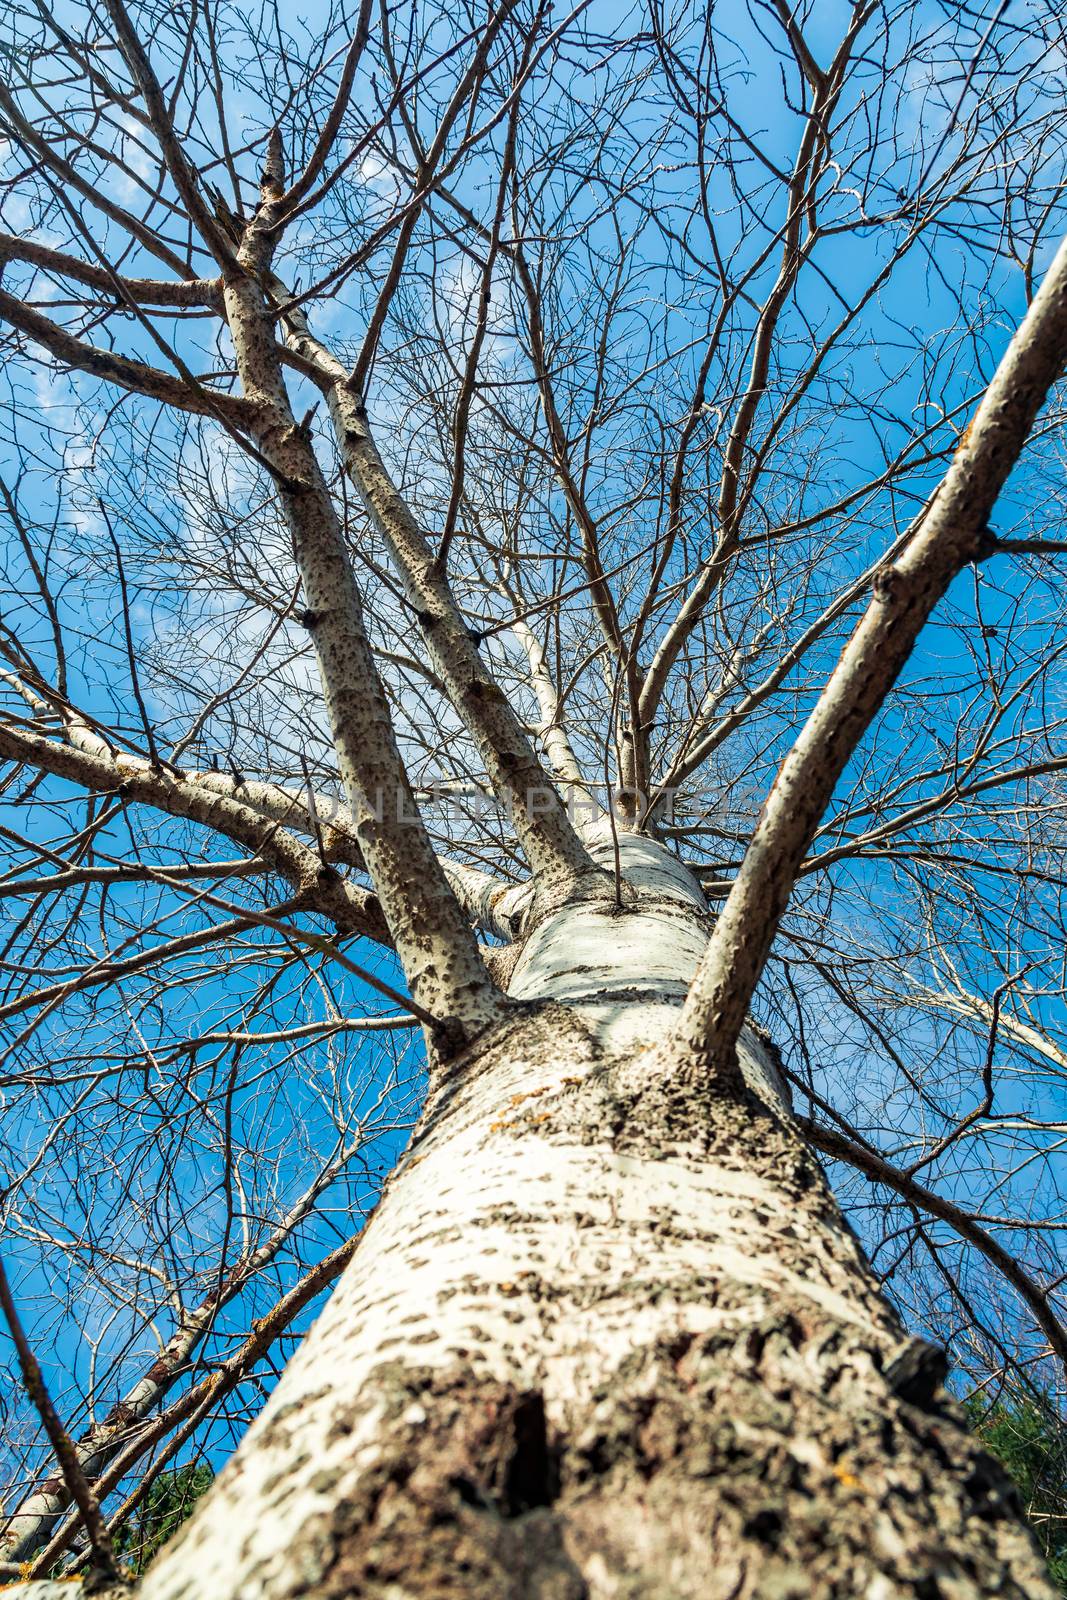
[56,837,1047,1600]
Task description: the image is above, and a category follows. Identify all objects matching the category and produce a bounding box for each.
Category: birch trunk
[19,838,1053,1598]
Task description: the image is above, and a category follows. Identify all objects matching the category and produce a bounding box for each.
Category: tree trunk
[28,839,1056,1598]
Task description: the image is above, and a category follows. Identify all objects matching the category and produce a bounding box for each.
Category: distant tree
[113,1464,213,1578]
[967,1394,1067,1595]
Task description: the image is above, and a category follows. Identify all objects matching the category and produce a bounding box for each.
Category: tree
[113,1463,213,1578]
[966,1390,1067,1593]
[0,0,1066,1594]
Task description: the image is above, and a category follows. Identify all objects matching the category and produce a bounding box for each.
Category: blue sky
[1,0,1066,1510]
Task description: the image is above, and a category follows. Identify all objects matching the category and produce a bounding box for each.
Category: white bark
[131,840,806,1598]
[212,179,504,1045]
[275,300,599,898]
[10,835,1045,1599]
[673,231,1067,1077]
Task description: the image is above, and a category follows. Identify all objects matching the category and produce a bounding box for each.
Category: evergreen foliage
[967,1394,1067,1593]
[113,1462,214,1575]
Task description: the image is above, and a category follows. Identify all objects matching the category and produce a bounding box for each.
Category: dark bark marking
[290,1364,584,1600]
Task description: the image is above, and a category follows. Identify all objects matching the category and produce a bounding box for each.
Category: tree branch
[672,231,1067,1075]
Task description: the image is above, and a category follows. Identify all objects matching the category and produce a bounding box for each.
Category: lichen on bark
[7,842,1056,1600]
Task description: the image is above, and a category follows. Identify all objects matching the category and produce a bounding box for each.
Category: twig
[0,1254,123,1588]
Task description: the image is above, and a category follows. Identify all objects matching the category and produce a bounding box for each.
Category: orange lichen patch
[506,1086,551,1109]
[499,1271,538,1297]
[954,416,975,456]
[1,1573,82,1592]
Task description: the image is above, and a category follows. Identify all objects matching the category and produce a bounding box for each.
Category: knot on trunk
[303,1364,583,1600]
